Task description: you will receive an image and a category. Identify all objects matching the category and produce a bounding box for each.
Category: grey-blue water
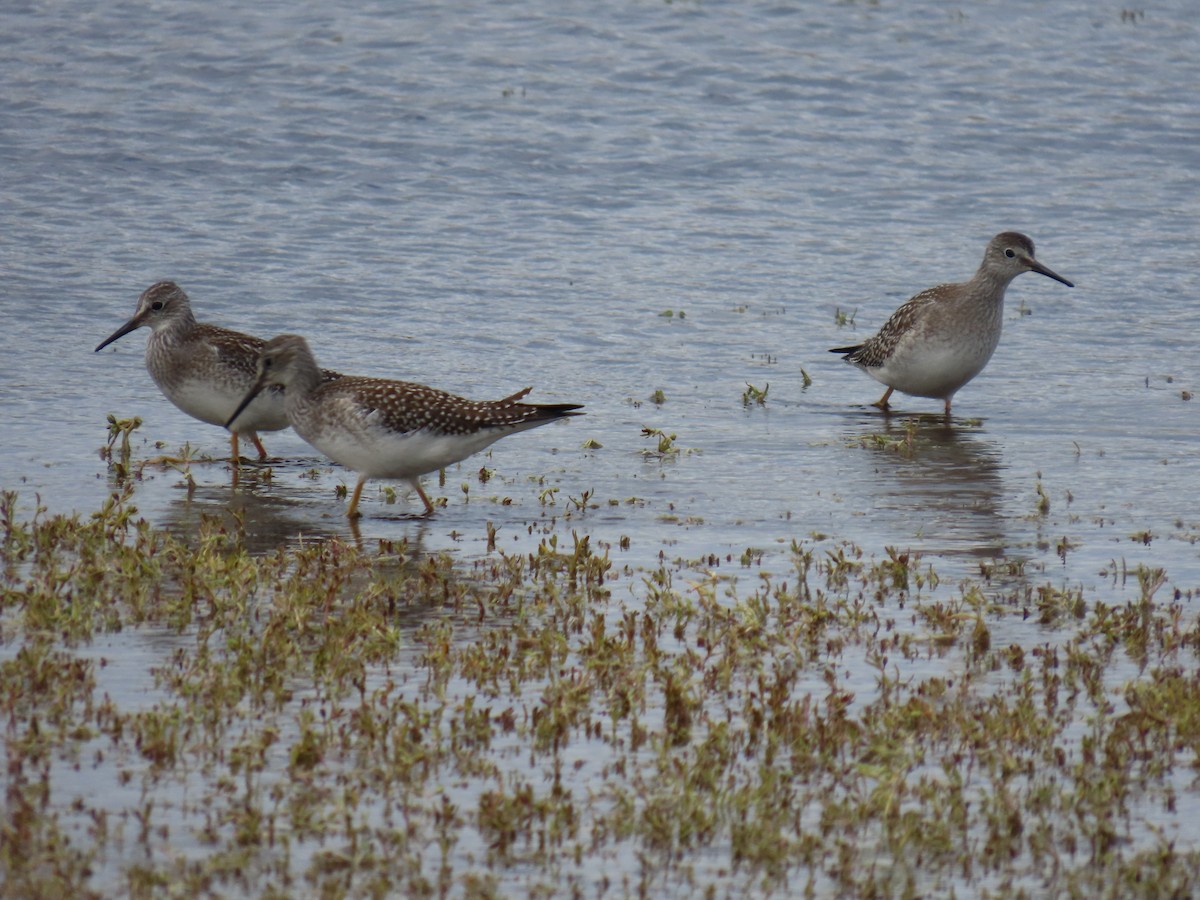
[2,0,1199,892]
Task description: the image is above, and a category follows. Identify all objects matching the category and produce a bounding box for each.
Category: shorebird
[96,281,340,461]
[830,232,1073,415]
[226,334,584,518]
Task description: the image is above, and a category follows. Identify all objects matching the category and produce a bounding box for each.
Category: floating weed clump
[4,488,1200,896]
[640,426,680,458]
[852,417,921,458]
[742,382,769,407]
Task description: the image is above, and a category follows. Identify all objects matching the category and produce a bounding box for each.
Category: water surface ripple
[2,0,1199,887]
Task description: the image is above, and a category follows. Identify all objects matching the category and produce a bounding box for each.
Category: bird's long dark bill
[225,376,270,430]
[1031,261,1074,288]
[94,314,145,352]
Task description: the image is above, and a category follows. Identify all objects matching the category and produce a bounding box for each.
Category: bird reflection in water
[848,413,1007,564]
[154,464,434,554]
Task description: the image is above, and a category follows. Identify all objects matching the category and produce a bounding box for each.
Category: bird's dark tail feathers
[530,403,585,422]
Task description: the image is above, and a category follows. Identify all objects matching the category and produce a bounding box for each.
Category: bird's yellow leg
[347,474,368,519]
[412,479,435,516]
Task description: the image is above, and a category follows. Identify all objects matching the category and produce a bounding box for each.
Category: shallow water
[2,0,1200,891]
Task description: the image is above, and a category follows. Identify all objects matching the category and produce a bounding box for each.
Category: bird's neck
[282,359,325,409]
[152,309,199,346]
[966,266,1014,304]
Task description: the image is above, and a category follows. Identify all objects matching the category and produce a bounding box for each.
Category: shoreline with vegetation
[4,480,1200,898]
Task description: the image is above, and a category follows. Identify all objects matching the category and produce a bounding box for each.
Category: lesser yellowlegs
[95,281,341,461]
[225,334,584,518]
[830,232,1073,415]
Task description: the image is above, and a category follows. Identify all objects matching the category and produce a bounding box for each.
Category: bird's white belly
[302,423,508,480]
[167,379,289,432]
[873,340,994,399]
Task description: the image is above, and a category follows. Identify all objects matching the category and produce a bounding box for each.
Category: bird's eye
[1004,248,1015,259]
[151,301,165,310]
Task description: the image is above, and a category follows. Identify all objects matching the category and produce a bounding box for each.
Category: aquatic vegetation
[102,413,142,471]
[742,382,769,407]
[852,417,920,457]
[1036,478,1052,516]
[3,487,1200,896]
[640,427,682,457]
